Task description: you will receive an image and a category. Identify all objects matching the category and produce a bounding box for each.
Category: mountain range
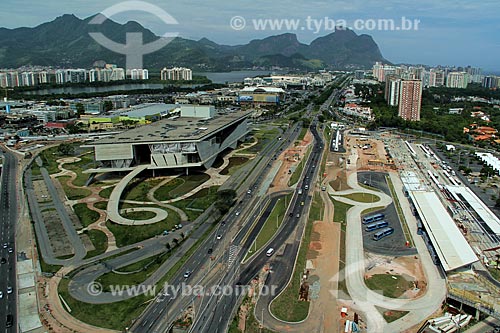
[0,14,388,70]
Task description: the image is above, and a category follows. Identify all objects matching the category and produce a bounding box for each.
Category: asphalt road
[0,150,19,332]
[193,121,324,333]
[130,123,303,333]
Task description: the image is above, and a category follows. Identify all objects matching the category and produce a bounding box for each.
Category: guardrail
[448,292,500,320]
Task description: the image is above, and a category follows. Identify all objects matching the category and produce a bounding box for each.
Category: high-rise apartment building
[129,69,149,80]
[446,72,469,89]
[483,76,498,89]
[385,76,401,106]
[398,80,422,121]
[161,67,193,81]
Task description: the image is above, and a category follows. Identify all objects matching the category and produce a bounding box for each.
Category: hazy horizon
[1,0,499,71]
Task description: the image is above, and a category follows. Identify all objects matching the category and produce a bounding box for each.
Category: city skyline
[0,0,499,71]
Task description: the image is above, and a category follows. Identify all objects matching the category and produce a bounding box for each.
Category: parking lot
[358,171,417,256]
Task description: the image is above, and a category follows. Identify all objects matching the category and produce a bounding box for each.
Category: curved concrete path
[332,172,447,332]
[106,165,170,225]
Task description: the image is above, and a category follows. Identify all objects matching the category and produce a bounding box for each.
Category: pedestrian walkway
[107,165,169,225]
[330,172,447,332]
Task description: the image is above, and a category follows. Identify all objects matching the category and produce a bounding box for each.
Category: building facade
[161,67,193,81]
[84,108,251,172]
[398,80,422,121]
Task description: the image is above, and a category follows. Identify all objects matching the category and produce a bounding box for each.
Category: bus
[362,213,384,224]
[373,227,394,241]
[365,220,389,232]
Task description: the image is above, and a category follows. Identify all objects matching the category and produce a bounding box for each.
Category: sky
[1,0,499,71]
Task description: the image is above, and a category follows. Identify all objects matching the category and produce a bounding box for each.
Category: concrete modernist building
[398,79,422,121]
[84,106,251,173]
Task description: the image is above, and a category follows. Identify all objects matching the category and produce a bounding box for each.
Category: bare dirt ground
[305,216,341,333]
[364,254,428,299]
[345,136,395,172]
[270,130,313,192]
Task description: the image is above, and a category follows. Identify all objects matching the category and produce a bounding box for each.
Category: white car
[0,291,3,299]
[235,211,240,216]
[6,286,12,294]
[216,234,222,240]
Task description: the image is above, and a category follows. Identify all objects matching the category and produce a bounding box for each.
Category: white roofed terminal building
[238,86,285,106]
[83,105,251,174]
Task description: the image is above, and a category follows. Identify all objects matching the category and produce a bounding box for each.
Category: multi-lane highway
[129,83,342,333]
[130,123,304,333]
[194,121,324,333]
[0,149,19,332]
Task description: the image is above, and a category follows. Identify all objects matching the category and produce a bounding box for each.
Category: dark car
[0,257,6,264]
[6,314,13,328]
[208,248,213,254]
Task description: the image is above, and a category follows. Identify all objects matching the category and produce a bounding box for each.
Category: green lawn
[365,274,414,298]
[38,142,90,175]
[270,193,321,322]
[106,207,181,247]
[330,198,353,223]
[57,176,92,200]
[154,173,210,201]
[340,192,380,203]
[170,186,219,221]
[94,201,108,210]
[361,206,385,216]
[115,256,158,273]
[123,178,165,202]
[73,203,100,228]
[239,128,280,154]
[386,175,413,247]
[58,278,150,331]
[79,224,213,330]
[63,153,94,186]
[297,127,307,141]
[31,163,41,176]
[331,198,352,298]
[220,157,249,175]
[84,229,108,259]
[97,251,172,290]
[245,194,292,261]
[99,187,114,199]
[121,210,156,221]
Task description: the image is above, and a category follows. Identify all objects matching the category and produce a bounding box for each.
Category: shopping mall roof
[410,191,478,271]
